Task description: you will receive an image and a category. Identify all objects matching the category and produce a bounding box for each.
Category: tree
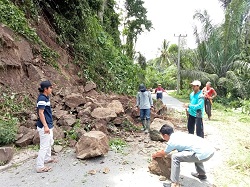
[185,0,250,98]
[123,0,152,59]
[159,39,171,68]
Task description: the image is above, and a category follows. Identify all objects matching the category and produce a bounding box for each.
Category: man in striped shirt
[36,80,55,173]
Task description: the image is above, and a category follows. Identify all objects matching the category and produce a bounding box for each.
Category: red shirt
[203,87,216,98]
[155,87,165,93]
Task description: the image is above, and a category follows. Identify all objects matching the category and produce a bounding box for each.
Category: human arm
[148,92,154,107]
[188,94,204,111]
[211,89,217,99]
[152,150,166,159]
[38,109,50,134]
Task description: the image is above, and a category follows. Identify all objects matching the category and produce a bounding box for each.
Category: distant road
[151,91,185,112]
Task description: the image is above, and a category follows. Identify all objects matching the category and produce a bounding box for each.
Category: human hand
[152,153,157,159]
[44,126,50,134]
[183,103,189,109]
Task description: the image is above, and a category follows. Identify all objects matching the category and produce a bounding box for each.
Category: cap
[139,84,146,91]
[158,83,161,86]
[190,80,201,86]
[40,80,52,89]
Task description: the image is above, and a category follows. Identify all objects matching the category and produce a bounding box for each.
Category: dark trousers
[205,99,212,118]
[187,114,204,138]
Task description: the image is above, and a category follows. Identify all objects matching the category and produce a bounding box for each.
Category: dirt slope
[0,19,82,101]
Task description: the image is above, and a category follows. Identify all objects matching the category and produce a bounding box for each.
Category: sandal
[36,166,52,173]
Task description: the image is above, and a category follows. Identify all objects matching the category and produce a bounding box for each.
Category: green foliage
[65,120,81,141]
[0,118,18,145]
[124,0,153,58]
[145,63,177,90]
[38,0,141,95]
[0,0,59,69]
[0,92,33,145]
[0,93,32,119]
[121,119,140,132]
[240,99,250,115]
[109,138,127,153]
[0,0,40,43]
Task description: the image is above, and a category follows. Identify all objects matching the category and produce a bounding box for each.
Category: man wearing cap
[136,84,154,133]
[155,83,165,100]
[36,80,55,173]
[183,80,205,138]
[202,82,217,120]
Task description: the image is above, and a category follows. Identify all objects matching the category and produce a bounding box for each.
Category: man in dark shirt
[36,80,55,173]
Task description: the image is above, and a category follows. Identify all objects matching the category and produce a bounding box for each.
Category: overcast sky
[135,0,225,60]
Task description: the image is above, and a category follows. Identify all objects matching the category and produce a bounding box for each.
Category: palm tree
[182,1,250,98]
[153,39,171,72]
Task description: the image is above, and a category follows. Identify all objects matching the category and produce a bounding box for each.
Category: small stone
[53,145,63,153]
[30,114,37,121]
[145,143,154,148]
[72,161,78,166]
[88,170,97,175]
[103,167,110,174]
[122,160,128,165]
[159,176,167,181]
[125,137,134,142]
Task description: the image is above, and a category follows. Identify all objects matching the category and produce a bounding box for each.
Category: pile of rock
[6,81,172,178]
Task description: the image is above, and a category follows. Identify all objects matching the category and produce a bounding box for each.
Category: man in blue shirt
[184,80,205,138]
[152,125,214,187]
[36,80,55,173]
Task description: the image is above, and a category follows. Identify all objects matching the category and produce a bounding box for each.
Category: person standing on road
[36,80,56,173]
[155,83,165,100]
[183,80,205,138]
[202,82,217,120]
[152,124,214,187]
[136,84,154,133]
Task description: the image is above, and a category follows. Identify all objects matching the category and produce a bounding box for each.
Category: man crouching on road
[152,125,214,187]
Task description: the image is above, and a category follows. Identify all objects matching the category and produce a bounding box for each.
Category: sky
[135,0,225,60]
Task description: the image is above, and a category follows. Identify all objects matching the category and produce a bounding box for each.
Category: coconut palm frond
[233,60,250,71]
[181,70,210,83]
[226,71,246,97]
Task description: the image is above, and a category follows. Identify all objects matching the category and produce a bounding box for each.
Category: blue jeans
[140,109,151,121]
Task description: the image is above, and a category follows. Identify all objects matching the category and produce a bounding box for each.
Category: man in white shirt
[152,125,214,187]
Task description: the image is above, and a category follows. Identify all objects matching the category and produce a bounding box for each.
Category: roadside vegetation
[169,90,250,187]
[0,92,32,145]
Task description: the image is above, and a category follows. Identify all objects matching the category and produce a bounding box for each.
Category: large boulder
[53,125,65,140]
[107,100,124,115]
[91,107,117,120]
[0,147,14,165]
[21,119,36,129]
[32,131,40,145]
[57,114,76,127]
[150,118,174,141]
[53,109,68,120]
[15,129,36,147]
[148,154,172,179]
[93,120,108,134]
[75,131,109,159]
[65,93,86,109]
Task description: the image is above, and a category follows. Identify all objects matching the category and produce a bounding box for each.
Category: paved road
[152,92,185,112]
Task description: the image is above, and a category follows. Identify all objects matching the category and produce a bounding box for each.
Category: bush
[0,118,18,145]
